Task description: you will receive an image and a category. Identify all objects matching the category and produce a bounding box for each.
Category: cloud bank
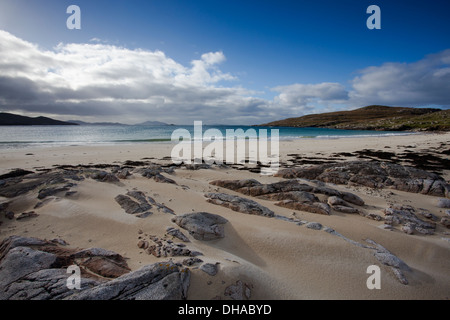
[0,30,449,125]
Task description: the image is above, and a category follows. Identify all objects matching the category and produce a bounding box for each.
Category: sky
[0,0,449,125]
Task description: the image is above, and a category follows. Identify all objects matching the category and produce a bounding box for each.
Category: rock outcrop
[137,165,177,184]
[365,239,410,285]
[208,179,364,216]
[68,261,190,300]
[114,190,175,218]
[172,212,228,241]
[114,192,152,217]
[0,236,190,300]
[224,280,252,300]
[204,192,275,217]
[383,204,436,235]
[275,161,450,198]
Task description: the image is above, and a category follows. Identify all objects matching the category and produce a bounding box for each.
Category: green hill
[261,105,450,131]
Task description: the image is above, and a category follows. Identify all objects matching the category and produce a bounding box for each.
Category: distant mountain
[0,112,78,126]
[260,105,450,131]
[135,120,169,126]
[67,119,170,126]
[68,120,127,126]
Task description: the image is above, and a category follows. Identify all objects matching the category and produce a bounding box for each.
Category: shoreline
[1,132,449,300]
[1,131,448,177]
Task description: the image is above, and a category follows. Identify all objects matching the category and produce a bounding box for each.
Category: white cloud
[0,30,260,124]
[0,29,449,125]
[349,50,450,107]
[272,82,348,106]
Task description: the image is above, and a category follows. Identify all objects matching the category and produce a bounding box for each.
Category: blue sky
[0,0,449,124]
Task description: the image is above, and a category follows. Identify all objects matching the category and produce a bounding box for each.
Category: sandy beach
[1,132,449,300]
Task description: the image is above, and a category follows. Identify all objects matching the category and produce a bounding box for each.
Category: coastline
[0,132,449,300]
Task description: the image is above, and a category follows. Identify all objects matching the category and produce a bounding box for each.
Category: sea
[0,125,416,149]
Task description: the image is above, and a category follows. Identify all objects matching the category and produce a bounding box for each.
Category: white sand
[1,132,449,300]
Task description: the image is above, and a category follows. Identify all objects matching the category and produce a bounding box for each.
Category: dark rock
[204,192,274,217]
[401,223,415,235]
[339,191,365,206]
[420,211,439,221]
[68,261,190,300]
[144,238,195,258]
[275,200,331,215]
[0,170,83,198]
[50,239,69,246]
[0,169,34,180]
[166,227,190,242]
[260,191,318,203]
[137,240,149,249]
[182,257,203,266]
[114,194,152,215]
[126,190,147,203]
[90,170,120,183]
[136,212,153,218]
[148,196,175,215]
[5,211,15,220]
[0,178,47,198]
[138,165,177,184]
[210,179,313,197]
[117,168,132,179]
[185,163,211,170]
[437,198,450,208]
[172,212,228,241]
[383,204,435,235]
[200,263,219,276]
[0,201,9,212]
[328,196,361,213]
[441,217,450,228]
[209,179,364,213]
[327,196,361,214]
[0,236,138,300]
[275,161,450,198]
[305,222,323,230]
[38,185,72,199]
[360,211,383,221]
[16,211,39,221]
[224,280,252,300]
[365,239,411,272]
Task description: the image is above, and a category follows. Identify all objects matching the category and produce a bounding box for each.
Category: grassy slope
[262,106,450,131]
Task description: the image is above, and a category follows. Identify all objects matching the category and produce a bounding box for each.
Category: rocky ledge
[0,235,190,300]
[274,160,450,198]
[208,178,374,218]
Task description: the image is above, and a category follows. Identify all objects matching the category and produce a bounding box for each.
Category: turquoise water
[0,125,415,149]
